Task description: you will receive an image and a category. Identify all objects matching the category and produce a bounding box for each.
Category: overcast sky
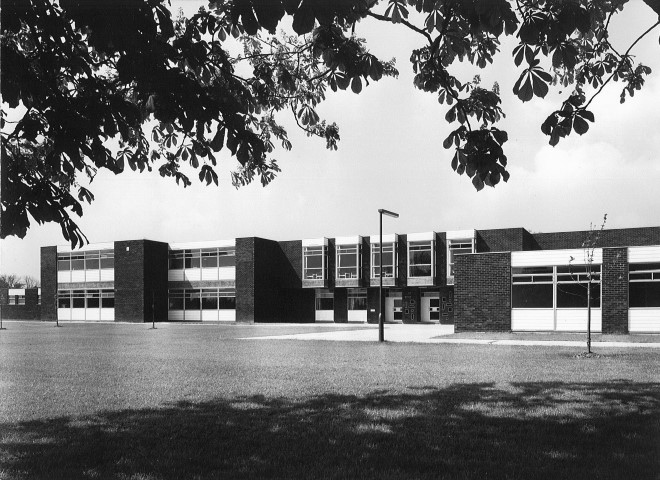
[2,1,660,279]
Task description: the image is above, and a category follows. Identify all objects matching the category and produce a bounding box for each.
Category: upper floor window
[336,245,360,279]
[303,245,326,280]
[371,243,396,278]
[169,248,235,270]
[447,238,475,284]
[408,241,433,278]
[57,250,114,271]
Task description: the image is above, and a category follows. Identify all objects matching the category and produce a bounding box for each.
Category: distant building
[5,225,658,333]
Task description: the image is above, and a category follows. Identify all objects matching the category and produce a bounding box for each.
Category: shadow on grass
[1,381,658,479]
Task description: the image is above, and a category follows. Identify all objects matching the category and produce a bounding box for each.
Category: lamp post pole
[378,209,399,342]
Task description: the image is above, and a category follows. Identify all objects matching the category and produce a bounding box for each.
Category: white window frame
[371,242,396,279]
[336,244,360,279]
[303,245,326,280]
[408,241,434,278]
[446,238,475,285]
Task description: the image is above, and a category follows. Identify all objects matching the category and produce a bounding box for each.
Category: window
[71,254,85,270]
[371,243,396,278]
[409,241,433,278]
[201,288,218,310]
[57,254,71,271]
[629,263,660,308]
[58,290,71,308]
[347,289,367,310]
[17,295,25,305]
[8,296,17,305]
[303,246,326,280]
[556,265,601,308]
[336,245,360,279]
[217,248,235,267]
[512,267,554,308]
[185,289,201,310]
[447,239,475,284]
[218,290,236,310]
[72,290,85,308]
[101,290,114,308]
[168,289,185,310]
[100,250,114,269]
[85,251,100,270]
[184,250,201,269]
[86,290,100,309]
[201,249,218,268]
[169,250,185,270]
[316,290,334,310]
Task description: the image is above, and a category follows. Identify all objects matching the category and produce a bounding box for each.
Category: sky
[2,1,660,279]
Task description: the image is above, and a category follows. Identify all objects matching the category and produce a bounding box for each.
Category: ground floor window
[629,263,660,308]
[315,290,334,310]
[168,288,235,311]
[347,288,367,310]
[57,289,114,311]
[512,266,601,308]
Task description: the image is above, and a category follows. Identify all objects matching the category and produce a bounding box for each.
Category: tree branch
[366,11,433,45]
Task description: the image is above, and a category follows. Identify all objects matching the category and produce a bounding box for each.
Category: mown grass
[0,323,658,479]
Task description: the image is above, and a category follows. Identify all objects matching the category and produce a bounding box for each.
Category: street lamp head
[378,209,399,218]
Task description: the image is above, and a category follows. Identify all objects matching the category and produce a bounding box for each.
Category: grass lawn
[0,323,658,479]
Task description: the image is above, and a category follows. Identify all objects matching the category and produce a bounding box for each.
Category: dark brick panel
[115,240,146,323]
[436,232,447,286]
[143,240,169,323]
[236,237,255,323]
[361,236,370,287]
[402,287,420,323]
[438,286,454,325]
[40,246,57,321]
[455,252,511,332]
[477,228,526,253]
[279,240,303,289]
[334,288,348,323]
[532,227,660,250]
[602,248,629,334]
[397,234,407,287]
[367,287,380,324]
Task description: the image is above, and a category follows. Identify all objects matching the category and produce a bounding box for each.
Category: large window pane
[168,290,184,310]
[201,249,218,268]
[57,255,70,271]
[71,255,85,270]
[185,290,201,310]
[169,251,184,270]
[100,251,114,269]
[410,265,432,277]
[86,290,100,308]
[201,288,218,309]
[629,282,660,307]
[512,284,553,308]
[556,283,600,308]
[409,242,433,277]
[72,290,85,308]
[218,295,236,310]
[218,248,235,267]
[58,291,71,308]
[101,290,115,308]
[304,246,325,280]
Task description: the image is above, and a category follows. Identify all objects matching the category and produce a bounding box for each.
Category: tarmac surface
[244,322,660,348]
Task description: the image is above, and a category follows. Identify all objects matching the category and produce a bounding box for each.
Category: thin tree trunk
[587,280,592,354]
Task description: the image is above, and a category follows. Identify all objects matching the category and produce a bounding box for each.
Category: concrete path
[245,323,660,348]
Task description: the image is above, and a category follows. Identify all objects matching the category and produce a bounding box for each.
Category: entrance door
[385,296,403,322]
[421,294,440,322]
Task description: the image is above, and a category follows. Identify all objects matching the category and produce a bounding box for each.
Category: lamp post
[378,208,399,342]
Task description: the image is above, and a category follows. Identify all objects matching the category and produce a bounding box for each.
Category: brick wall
[361,236,370,287]
[40,246,57,321]
[237,237,314,323]
[0,288,40,320]
[477,228,527,252]
[436,232,447,286]
[115,240,148,322]
[334,288,348,323]
[143,240,169,323]
[455,252,511,332]
[367,286,380,323]
[397,234,407,287]
[532,227,660,250]
[602,247,629,334]
[236,237,256,322]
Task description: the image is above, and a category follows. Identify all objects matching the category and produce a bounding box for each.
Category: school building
[2,225,659,333]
